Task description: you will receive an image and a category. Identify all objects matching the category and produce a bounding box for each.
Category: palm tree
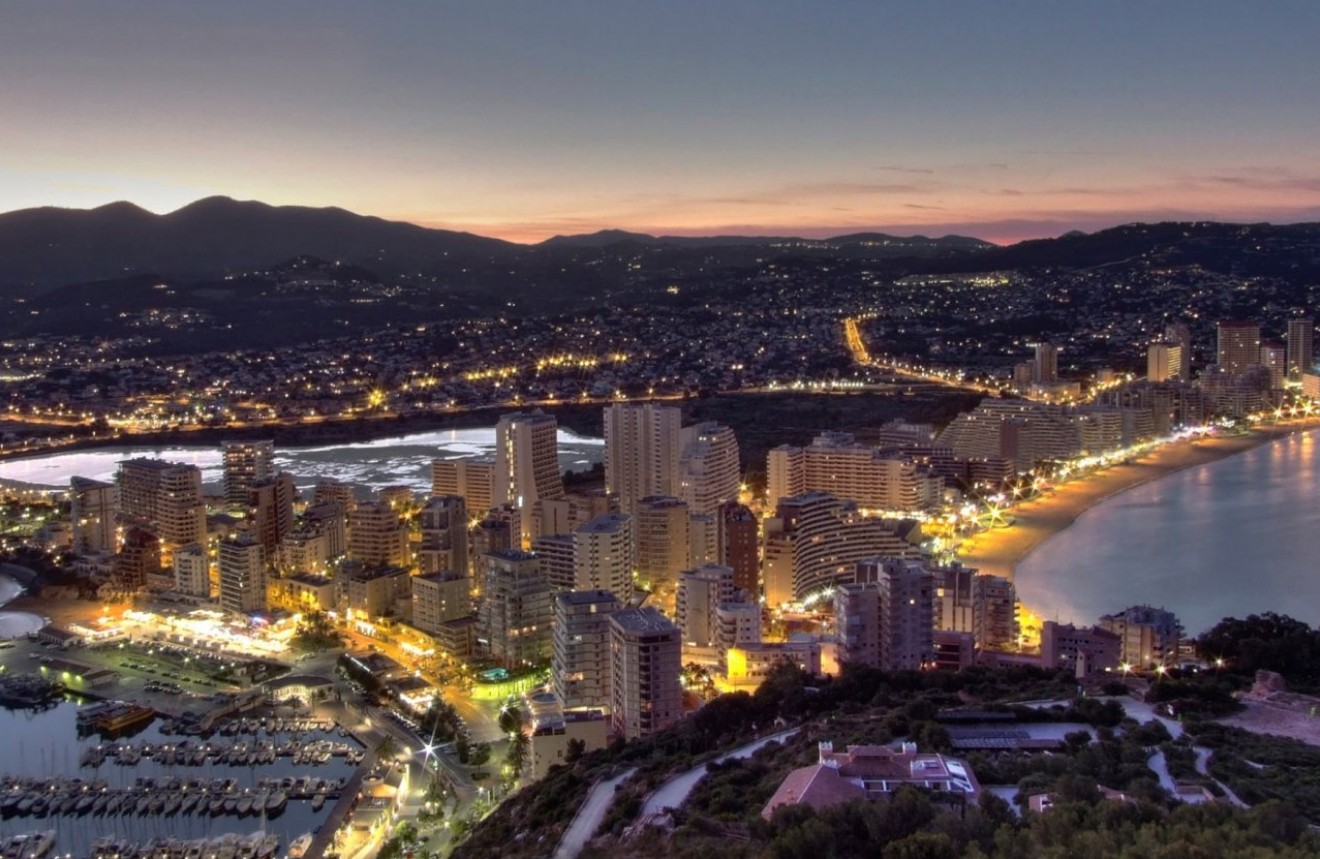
[505,729,530,779]
[497,701,525,736]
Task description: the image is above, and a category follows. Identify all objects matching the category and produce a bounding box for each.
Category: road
[553,767,637,859]
[1194,746,1249,808]
[639,728,799,820]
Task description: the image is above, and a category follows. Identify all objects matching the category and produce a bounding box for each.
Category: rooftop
[610,606,678,635]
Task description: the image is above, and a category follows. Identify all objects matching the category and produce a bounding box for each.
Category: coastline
[955,420,1320,580]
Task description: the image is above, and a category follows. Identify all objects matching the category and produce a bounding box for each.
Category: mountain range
[0,197,992,292]
[4,197,1320,354]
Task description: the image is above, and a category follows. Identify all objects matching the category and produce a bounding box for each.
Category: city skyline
[2,2,1318,244]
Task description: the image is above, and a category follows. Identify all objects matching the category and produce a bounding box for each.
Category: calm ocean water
[1016,429,1320,637]
[0,426,604,497]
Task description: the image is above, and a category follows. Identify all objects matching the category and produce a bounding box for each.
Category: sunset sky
[2,1,1318,244]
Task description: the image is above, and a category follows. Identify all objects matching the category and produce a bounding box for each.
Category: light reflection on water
[0,426,604,497]
[1017,430,1320,636]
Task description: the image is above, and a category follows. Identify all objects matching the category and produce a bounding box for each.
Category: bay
[1016,429,1320,637]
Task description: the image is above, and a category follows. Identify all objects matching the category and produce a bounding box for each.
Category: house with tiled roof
[762,741,981,820]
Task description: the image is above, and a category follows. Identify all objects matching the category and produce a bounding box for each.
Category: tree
[376,734,400,761]
[291,610,344,652]
[498,701,526,735]
[455,729,471,764]
[506,730,530,779]
[564,738,587,764]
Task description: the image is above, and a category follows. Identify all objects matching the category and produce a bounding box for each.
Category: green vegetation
[1197,613,1320,690]
[455,661,1320,859]
[606,795,1319,859]
[454,663,1074,859]
[418,695,464,744]
[376,821,420,859]
[1192,723,1320,821]
[290,610,345,652]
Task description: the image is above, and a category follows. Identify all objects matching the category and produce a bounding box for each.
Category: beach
[956,420,1320,580]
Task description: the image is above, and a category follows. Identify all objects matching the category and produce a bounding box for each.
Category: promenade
[956,422,1320,579]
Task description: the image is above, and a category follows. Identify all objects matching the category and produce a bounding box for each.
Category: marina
[0,700,361,859]
[79,738,363,769]
[88,831,283,859]
[0,774,344,820]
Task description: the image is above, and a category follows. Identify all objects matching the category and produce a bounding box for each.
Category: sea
[0,426,605,498]
[1016,428,1320,637]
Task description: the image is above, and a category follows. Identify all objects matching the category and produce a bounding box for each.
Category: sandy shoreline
[956,420,1320,580]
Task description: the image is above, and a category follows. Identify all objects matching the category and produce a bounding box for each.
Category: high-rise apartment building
[678,422,740,516]
[247,472,296,557]
[930,563,1018,651]
[172,544,210,598]
[116,459,207,551]
[218,533,266,615]
[70,476,117,555]
[835,557,934,671]
[552,589,622,711]
[418,495,468,575]
[715,602,762,657]
[348,501,409,569]
[494,410,564,512]
[603,403,683,513]
[1288,318,1315,380]
[719,502,760,598]
[471,506,519,576]
[1216,320,1261,373]
[676,564,736,647]
[478,550,553,667]
[688,513,717,568]
[1032,342,1059,384]
[431,457,496,515]
[222,440,275,508]
[1260,341,1287,388]
[115,527,161,592]
[312,479,356,512]
[762,492,920,605]
[972,574,1018,652]
[609,607,681,740]
[572,513,635,599]
[1146,342,1184,383]
[535,490,621,542]
[291,501,345,567]
[767,432,943,511]
[412,570,473,635]
[531,533,577,591]
[634,496,689,612]
[1164,322,1193,380]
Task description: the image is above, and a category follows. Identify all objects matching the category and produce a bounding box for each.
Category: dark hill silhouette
[0,196,516,290]
[541,229,994,253]
[912,220,1320,275]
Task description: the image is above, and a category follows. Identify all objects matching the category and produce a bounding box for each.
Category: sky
[1,1,1318,244]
